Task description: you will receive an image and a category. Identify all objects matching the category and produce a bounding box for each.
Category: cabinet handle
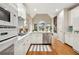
[0,32,8,36]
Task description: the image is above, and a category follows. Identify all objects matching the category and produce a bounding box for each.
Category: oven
[0,25,17,42]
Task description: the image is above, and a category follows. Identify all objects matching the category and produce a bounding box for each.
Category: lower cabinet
[65,33,74,46]
[73,34,79,52]
[69,34,74,46]
[31,32,52,44]
[58,31,65,43]
[65,34,70,45]
[31,32,42,44]
[65,33,79,53]
[14,41,25,55]
[14,36,31,55]
[0,36,17,52]
[24,37,31,54]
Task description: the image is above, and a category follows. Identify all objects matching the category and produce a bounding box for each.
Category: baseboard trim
[73,48,79,55]
[26,44,32,55]
[65,43,79,55]
[64,43,72,48]
[31,43,51,45]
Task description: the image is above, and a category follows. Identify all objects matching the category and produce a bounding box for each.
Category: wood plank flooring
[27,38,79,55]
[51,38,79,55]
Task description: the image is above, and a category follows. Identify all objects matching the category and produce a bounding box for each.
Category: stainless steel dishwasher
[43,33,52,44]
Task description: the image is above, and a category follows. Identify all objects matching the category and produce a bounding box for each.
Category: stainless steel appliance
[43,33,52,44]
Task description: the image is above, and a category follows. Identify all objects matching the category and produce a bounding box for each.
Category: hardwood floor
[27,38,78,55]
[27,51,54,55]
[51,38,79,55]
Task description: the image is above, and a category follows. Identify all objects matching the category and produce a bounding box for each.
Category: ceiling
[26,3,76,18]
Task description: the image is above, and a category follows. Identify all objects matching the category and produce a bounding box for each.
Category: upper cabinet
[69,6,79,31]
[17,4,26,20]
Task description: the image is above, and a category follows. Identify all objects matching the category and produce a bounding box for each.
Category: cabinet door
[30,33,36,43]
[70,6,79,30]
[69,34,74,46]
[23,36,31,54]
[24,40,30,54]
[14,42,25,55]
[31,33,42,44]
[73,35,79,52]
[65,34,70,45]
[58,31,65,43]
[65,34,74,46]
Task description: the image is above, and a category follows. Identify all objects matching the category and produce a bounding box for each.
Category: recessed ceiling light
[56,9,59,12]
[34,8,37,11]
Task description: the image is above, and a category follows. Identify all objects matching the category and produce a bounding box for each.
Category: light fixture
[56,9,59,12]
[34,8,37,11]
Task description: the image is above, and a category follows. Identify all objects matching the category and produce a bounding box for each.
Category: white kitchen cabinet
[14,39,25,55]
[65,33,74,47]
[31,32,42,44]
[65,33,70,45]
[65,33,79,53]
[70,6,79,31]
[67,6,79,53]
[69,34,74,46]
[0,37,17,52]
[73,34,79,52]
[14,40,30,55]
[14,34,31,55]
[24,36,31,54]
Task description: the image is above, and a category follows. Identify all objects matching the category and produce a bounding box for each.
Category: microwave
[0,7,10,22]
[0,6,11,26]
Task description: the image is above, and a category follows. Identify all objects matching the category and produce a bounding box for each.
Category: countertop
[17,32,32,41]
